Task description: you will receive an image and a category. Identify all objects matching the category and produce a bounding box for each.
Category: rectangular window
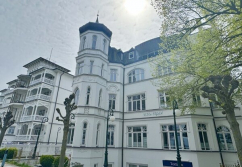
[129,52,134,59]
[159,92,171,108]
[128,94,145,111]
[78,61,84,75]
[193,94,201,106]
[101,64,104,77]
[197,124,210,150]
[7,126,15,135]
[109,94,116,110]
[161,124,189,150]
[90,61,94,74]
[67,124,75,144]
[128,126,147,148]
[108,125,115,146]
[110,69,117,82]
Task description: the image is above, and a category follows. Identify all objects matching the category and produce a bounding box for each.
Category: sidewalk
[1,163,18,167]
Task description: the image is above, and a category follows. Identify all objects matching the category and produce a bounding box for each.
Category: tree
[151,0,242,164]
[0,110,15,146]
[56,94,77,167]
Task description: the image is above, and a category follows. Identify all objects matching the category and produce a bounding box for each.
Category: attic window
[129,52,134,59]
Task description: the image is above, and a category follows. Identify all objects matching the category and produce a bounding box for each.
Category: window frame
[161,124,189,150]
[127,126,147,148]
[109,94,116,110]
[128,69,144,83]
[216,126,235,151]
[96,124,100,146]
[82,36,86,50]
[82,122,88,146]
[128,93,146,111]
[110,69,117,82]
[129,51,134,59]
[197,123,210,150]
[108,125,115,146]
[67,124,75,145]
[78,61,84,75]
[159,92,171,108]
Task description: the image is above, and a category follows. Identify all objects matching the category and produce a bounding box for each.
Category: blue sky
[0,0,161,90]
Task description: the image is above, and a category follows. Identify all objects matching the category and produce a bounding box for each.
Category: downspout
[47,71,65,144]
[209,100,225,166]
[121,67,125,167]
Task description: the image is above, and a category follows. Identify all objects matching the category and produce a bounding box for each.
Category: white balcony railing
[30,77,54,86]
[25,94,51,102]
[20,115,46,122]
[15,135,43,141]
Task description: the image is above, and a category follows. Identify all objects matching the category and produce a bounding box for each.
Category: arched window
[92,35,97,49]
[98,89,102,107]
[74,89,80,105]
[82,122,88,145]
[128,69,144,83]
[103,39,106,52]
[217,126,234,150]
[82,36,86,49]
[86,87,91,105]
[67,124,75,144]
[96,124,100,146]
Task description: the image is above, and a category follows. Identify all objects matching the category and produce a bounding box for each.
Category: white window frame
[128,69,144,83]
[90,61,94,74]
[110,69,117,82]
[217,126,234,150]
[109,94,116,110]
[161,124,189,150]
[192,94,201,106]
[159,92,171,108]
[96,124,100,146]
[128,93,146,111]
[129,52,134,59]
[82,122,88,146]
[108,125,115,146]
[67,124,75,145]
[78,61,84,75]
[197,123,210,150]
[127,126,147,148]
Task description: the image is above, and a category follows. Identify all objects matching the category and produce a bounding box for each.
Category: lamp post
[103,109,115,167]
[32,117,48,159]
[55,127,61,145]
[173,100,181,167]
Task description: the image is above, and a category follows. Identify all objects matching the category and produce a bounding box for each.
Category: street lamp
[55,127,61,145]
[173,100,182,167]
[32,117,48,159]
[103,109,115,167]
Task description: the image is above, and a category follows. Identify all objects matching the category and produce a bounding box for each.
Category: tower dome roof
[79,22,112,38]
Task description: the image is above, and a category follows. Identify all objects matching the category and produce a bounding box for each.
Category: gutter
[121,67,125,167]
[47,71,65,144]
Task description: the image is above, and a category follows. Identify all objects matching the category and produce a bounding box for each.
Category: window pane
[133,101,136,111]
[177,133,181,149]
[128,102,132,111]
[183,132,189,149]
[142,100,145,110]
[143,133,147,148]
[170,132,175,149]
[163,132,169,149]
[203,132,210,150]
[137,101,140,110]
[128,134,132,147]
[225,133,234,150]
[138,133,142,147]
[199,131,205,150]
[133,133,138,147]
[111,131,114,145]
[133,127,141,132]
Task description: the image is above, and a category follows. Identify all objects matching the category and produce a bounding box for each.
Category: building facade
[0,20,242,167]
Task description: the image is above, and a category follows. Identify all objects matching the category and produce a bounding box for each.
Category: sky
[0,0,161,90]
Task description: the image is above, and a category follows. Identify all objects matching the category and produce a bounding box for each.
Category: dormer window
[129,52,134,59]
[92,35,97,49]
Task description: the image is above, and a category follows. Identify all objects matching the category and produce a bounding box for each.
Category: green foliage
[0,147,18,159]
[53,156,69,167]
[6,160,31,167]
[40,155,55,167]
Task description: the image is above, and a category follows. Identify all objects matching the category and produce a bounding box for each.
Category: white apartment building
[1,19,242,167]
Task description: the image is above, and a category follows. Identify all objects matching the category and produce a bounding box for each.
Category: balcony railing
[15,135,43,141]
[30,77,54,86]
[25,94,51,102]
[20,115,46,122]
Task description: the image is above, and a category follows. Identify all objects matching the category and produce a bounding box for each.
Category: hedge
[40,155,55,167]
[0,147,18,159]
[53,156,69,167]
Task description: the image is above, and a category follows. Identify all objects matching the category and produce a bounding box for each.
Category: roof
[23,57,70,73]
[79,22,112,38]
[6,79,18,85]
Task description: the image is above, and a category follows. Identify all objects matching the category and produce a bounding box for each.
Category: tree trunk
[226,109,242,166]
[0,128,7,147]
[59,123,69,167]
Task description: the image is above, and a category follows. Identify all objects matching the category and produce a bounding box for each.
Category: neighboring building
[0,58,73,144]
[0,18,242,167]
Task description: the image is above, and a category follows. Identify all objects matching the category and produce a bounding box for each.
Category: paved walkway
[1,163,18,167]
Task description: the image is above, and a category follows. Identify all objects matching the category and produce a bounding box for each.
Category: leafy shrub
[53,156,69,167]
[40,155,55,167]
[0,148,7,159]
[7,147,18,159]
[0,147,17,159]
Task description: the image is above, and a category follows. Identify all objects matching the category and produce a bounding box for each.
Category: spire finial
[96,11,99,23]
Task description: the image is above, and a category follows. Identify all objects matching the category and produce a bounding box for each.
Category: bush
[53,156,69,167]
[7,147,18,159]
[0,148,7,159]
[40,155,55,167]
[0,147,17,159]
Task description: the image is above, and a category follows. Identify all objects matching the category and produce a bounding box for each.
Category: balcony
[15,135,43,141]
[20,115,46,122]
[29,76,54,86]
[25,94,51,102]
